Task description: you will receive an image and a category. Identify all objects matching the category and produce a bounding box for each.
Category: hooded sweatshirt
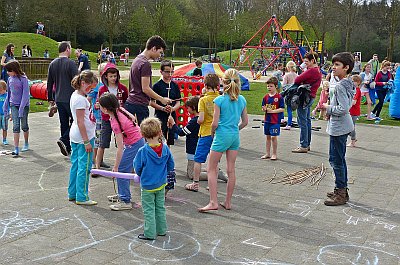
[98,63,128,121]
[134,143,175,190]
[3,75,30,117]
[326,77,355,136]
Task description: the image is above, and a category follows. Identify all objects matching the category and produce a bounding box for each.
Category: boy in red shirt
[348,75,362,147]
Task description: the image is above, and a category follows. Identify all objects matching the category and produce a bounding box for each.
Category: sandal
[261,154,270,159]
[185,182,199,192]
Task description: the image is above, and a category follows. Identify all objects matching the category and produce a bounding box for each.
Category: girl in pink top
[99,93,145,211]
[311,81,330,120]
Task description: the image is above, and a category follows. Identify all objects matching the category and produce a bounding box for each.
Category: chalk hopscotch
[343,202,398,230]
[0,210,68,240]
[279,199,321,217]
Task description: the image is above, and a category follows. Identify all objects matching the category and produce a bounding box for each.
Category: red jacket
[294,67,322,98]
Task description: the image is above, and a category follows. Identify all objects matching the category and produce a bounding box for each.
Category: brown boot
[324,188,348,206]
[327,188,349,202]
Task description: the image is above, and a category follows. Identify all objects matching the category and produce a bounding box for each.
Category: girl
[311,81,330,120]
[1,43,15,82]
[282,61,298,130]
[2,61,30,156]
[360,63,374,120]
[69,70,98,206]
[198,69,248,213]
[372,61,392,121]
[98,93,145,211]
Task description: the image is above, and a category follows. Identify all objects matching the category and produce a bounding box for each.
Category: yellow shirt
[198,91,220,136]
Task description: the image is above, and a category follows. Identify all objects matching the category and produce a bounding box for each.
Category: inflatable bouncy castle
[389,67,400,119]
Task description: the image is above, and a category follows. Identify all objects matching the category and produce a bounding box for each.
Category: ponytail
[71,70,98,90]
[222,68,241,101]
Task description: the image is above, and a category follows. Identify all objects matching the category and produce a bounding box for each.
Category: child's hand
[167,116,175,128]
[262,105,267,112]
[95,102,100,109]
[164,105,172,113]
[112,166,118,172]
[84,143,92,153]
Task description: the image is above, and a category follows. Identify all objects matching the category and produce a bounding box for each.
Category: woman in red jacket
[371,61,392,121]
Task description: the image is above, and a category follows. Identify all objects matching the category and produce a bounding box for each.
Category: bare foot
[219,202,231,210]
[270,155,277,160]
[198,203,219,213]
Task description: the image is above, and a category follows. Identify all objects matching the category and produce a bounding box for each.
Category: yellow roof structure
[282,16,304,32]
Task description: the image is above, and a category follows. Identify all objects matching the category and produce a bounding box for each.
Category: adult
[360,63,374,119]
[47,41,78,156]
[1,43,15,82]
[125,35,171,125]
[292,52,322,153]
[371,61,392,120]
[368,54,380,78]
[352,55,362,74]
[75,49,90,73]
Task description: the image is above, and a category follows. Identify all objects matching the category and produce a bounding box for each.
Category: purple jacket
[3,75,30,117]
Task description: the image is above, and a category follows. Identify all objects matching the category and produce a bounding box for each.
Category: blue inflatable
[389,67,400,118]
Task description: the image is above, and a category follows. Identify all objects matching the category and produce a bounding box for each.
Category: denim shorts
[264,123,280,136]
[211,133,240,153]
[194,135,213,163]
[0,114,9,131]
[11,105,29,133]
[99,120,112,148]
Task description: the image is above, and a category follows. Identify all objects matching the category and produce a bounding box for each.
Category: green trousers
[141,188,167,239]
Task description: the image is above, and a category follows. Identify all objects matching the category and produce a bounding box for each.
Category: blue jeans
[287,104,293,126]
[57,101,73,152]
[372,89,387,117]
[296,98,314,148]
[329,134,348,189]
[68,138,94,202]
[124,102,149,125]
[11,105,29,133]
[117,138,145,203]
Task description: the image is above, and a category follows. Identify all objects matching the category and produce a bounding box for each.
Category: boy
[125,35,171,125]
[168,96,200,180]
[96,62,128,171]
[150,60,181,147]
[88,63,106,177]
[0,80,9,145]
[184,74,220,192]
[193,60,203,77]
[321,52,355,206]
[261,77,284,161]
[272,63,284,90]
[134,117,174,240]
[348,75,362,147]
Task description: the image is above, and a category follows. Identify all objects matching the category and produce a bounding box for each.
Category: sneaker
[110,201,132,211]
[2,139,8,145]
[57,139,69,156]
[292,147,308,153]
[76,200,97,206]
[100,161,111,169]
[282,125,291,130]
[107,194,119,202]
[370,113,376,118]
[48,105,58,117]
[21,144,29,152]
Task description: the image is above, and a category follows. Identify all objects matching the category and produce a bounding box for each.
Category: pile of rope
[264,163,327,188]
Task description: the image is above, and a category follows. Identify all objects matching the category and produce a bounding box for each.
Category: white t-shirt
[108,86,118,95]
[329,74,339,99]
[70,91,96,143]
[360,72,373,93]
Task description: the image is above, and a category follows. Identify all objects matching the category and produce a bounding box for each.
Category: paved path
[1,112,400,264]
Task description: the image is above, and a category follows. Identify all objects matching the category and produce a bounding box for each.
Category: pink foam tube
[91,169,140,183]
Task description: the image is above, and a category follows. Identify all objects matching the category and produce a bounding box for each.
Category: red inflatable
[30,82,48,100]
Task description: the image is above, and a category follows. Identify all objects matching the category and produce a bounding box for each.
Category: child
[69,70,98,205]
[321,52,355,206]
[134,117,174,240]
[150,60,181,147]
[311,81,330,120]
[193,59,203,77]
[98,93,145,210]
[168,96,200,180]
[282,61,298,130]
[96,63,128,171]
[184,74,220,192]
[0,80,9,145]
[348,75,362,147]
[199,69,248,212]
[87,62,106,175]
[261,77,284,161]
[2,61,30,155]
[272,63,283,89]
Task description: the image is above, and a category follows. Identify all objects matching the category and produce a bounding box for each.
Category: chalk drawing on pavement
[279,199,321,218]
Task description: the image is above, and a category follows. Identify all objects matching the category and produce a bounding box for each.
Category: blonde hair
[71,70,98,90]
[322,80,330,89]
[98,62,107,75]
[352,74,362,84]
[286,61,296,72]
[381,61,391,69]
[140,117,162,139]
[222,68,241,101]
[0,80,6,90]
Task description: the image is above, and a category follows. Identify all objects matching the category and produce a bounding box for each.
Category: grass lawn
[28,78,399,127]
